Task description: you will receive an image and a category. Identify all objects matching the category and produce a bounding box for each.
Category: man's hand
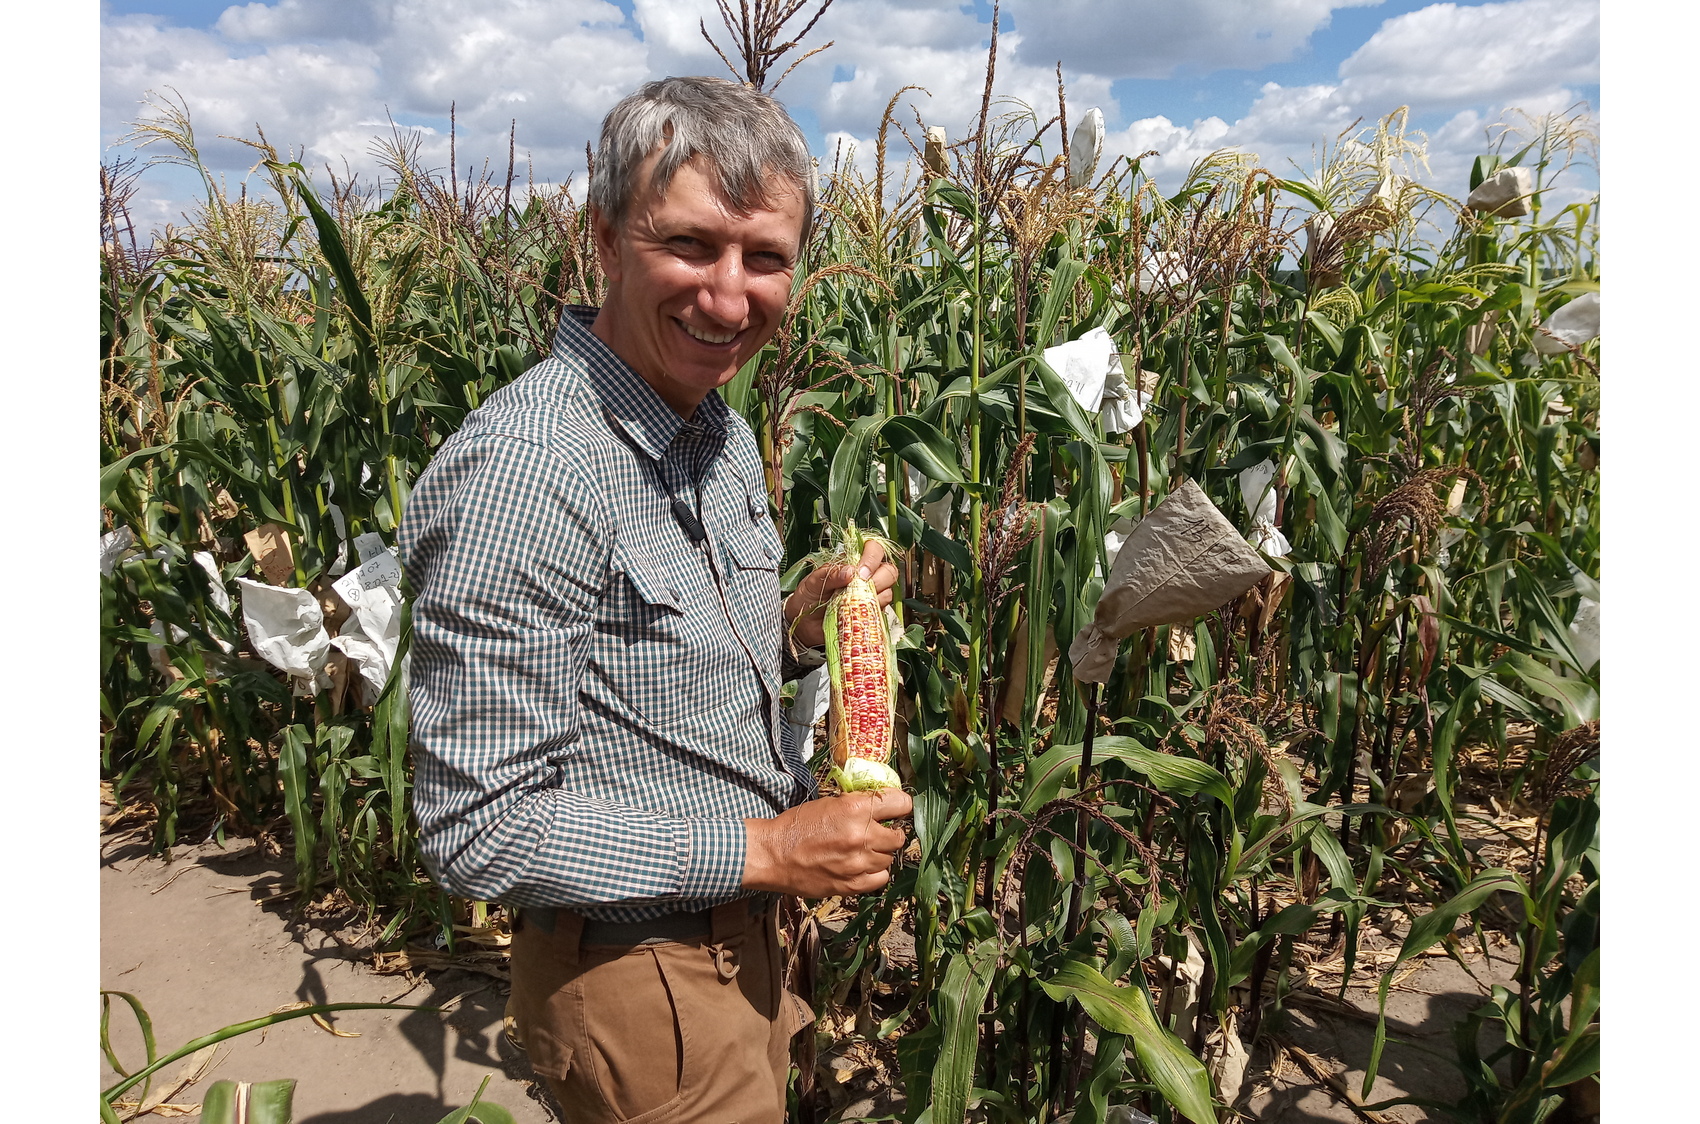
[783,539,900,649]
[742,788,914,898]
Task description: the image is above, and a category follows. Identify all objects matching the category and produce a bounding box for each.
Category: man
[398,76,912,1123]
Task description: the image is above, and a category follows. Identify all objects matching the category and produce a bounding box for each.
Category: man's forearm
[421,774,749,908]
[740,788,912,899]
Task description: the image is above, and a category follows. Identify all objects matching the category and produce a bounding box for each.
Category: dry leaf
[123,1043,218,1120]
[270,1001,362,1038]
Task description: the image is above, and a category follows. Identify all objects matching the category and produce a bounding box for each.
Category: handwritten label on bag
[355,549,403,591]
[332,568,367,607]
[353,532,387,564]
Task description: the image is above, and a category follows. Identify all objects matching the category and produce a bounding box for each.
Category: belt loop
[558,909,584,966]
[709,900,747,980]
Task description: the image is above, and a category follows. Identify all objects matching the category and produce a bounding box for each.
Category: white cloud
[101,0,1597,228]
[1096,0,1598,200]
[1339,0,1598,109]
[104,1,649,190]
[1003,0,1382,79]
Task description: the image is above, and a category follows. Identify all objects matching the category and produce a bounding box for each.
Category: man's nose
[697,249,750,326]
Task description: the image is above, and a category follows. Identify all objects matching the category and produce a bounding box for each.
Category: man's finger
[871,822,907,854]
[866,787,914,820]
[858,539,887,575]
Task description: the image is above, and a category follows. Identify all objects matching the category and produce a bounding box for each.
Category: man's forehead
[633,150,803,215]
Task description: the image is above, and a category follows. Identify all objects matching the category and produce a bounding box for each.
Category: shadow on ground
[100,832,562,1123]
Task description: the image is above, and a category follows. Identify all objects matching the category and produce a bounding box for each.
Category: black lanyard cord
[648,457,707,545]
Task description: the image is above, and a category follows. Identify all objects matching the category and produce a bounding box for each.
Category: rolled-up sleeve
[400,434,747,908]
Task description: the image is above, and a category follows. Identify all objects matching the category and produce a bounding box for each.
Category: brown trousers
[508,901,813,1124]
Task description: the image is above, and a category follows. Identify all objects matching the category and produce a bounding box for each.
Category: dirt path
[102,827,1518,1123]
[100,834,560,1123]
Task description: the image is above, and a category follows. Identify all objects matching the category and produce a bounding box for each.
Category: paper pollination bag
[1069,478,1271,683]
[1533,291,1600,356]
[1466,166,1533,218]
[1068,107,1104,190]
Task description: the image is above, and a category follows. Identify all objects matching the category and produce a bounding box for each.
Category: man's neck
[588,306,702,420]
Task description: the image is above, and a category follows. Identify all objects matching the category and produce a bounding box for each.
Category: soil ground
[102,823,1526,1124]
[100,831,562,1124]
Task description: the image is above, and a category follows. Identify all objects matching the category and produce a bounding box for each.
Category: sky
[100,0,1599,234]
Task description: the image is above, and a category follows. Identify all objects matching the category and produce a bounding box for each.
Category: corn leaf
[927,937,1000,1124]
[1022,736,1235,813]
[1038,959,1217,1124]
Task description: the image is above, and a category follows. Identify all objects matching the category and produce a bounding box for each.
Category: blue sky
[101,0,1599,231]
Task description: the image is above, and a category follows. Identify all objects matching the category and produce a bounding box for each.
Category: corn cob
[819,521,901,791]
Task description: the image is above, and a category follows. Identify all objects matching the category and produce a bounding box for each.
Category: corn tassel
[819,521,901,791]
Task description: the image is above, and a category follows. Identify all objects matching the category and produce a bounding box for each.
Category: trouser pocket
[578,946,689,1122]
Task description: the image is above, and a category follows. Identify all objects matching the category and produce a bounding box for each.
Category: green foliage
[101,93,1599,1122]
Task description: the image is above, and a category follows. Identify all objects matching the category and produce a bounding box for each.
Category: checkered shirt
[399,307,815,921]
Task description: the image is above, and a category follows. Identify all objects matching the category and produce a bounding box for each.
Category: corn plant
[100,69,1599,1124]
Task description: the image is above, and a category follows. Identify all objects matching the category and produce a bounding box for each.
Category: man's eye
[750,252,792,271]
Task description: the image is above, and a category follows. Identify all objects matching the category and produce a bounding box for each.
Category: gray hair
[589,76,815,245]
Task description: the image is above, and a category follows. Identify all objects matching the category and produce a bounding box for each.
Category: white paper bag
[1237,459,1291,557]
[353,531,388,564]
[236,577,333,690]
[1466,166,1533,218]
[1099,361,1150,434]
[782,664,833,762]
[101,526,136,577]
[1569,596,1599,672]
[1043,326,1119,413]
[1104,516,1138,569]
[907,466,956,534]
[330,570,403,704]
[1135,250,1190,296]
[1068,107,1104,189]
[325,503,349,576]
[1533,291,1600,356]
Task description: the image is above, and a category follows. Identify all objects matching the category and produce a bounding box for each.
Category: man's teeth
[681,321,737,344]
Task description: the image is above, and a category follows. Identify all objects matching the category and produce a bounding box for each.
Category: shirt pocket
[597,546,724,729]
[719,514,784,650]
[612,548,683,616]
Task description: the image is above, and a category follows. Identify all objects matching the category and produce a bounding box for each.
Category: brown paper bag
[1069,478,1270,683]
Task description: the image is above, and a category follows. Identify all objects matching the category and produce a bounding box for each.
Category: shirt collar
[553,306,730,462]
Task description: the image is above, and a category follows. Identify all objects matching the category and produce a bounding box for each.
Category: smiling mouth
[677,319,739,346]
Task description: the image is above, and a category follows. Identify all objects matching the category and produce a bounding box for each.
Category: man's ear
[590,205,622,286]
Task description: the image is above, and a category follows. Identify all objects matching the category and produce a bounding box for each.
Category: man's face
[590,153,804,416]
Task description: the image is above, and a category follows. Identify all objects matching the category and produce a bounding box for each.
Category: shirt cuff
[679,817,750,901]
